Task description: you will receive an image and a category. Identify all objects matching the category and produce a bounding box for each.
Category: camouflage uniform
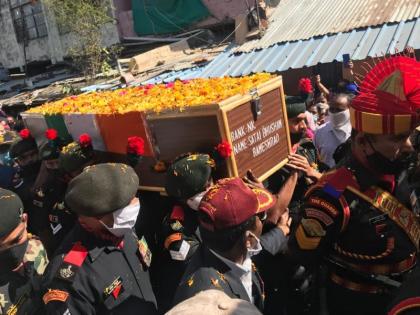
[0,235,49,315]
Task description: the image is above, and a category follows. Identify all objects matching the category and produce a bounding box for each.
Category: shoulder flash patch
[170,205,185,222]
[322,167,357,199]
[63,242,88,267]
[43,290,69,304]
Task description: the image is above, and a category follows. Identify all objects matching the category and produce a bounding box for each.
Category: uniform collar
[348,156,395,192]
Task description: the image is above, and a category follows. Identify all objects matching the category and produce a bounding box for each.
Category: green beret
[60,141,93,173]
[165,154,214,199]
[285,96,307,119]
[9,137,37,159]
[0,188,24,238]
[65,163,139,216]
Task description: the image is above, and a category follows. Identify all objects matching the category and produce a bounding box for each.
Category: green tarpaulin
[132,0,210,35]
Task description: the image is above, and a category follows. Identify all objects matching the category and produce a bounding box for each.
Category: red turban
[350,56,420,134]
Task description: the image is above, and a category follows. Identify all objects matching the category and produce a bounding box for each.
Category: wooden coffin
[21,76,291,191]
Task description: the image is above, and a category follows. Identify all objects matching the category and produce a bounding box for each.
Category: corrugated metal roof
[236,0,420,52]
[199,17,420,78]
[141,66,205,84]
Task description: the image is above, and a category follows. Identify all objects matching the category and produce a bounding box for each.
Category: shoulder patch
[305,208,334,226]
[295,224,321,250]
[43,290,69,304]
[307,197,339,217]
[170,206,185,222]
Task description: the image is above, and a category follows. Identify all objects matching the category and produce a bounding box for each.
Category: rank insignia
[216,271,226,283]
[104,277,124,300]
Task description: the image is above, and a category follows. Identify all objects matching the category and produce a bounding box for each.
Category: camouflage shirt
[0,235,48,315]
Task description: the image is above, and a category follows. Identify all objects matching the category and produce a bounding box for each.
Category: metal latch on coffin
[250,88,261,120]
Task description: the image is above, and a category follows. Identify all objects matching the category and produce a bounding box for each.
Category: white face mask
[329,109,351,142]
[246,231,262,257]
[329,109,350,129]
[186,190,207,211]
[101,199,140,237]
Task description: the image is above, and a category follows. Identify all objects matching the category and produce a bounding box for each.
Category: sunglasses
[256,211,267,222]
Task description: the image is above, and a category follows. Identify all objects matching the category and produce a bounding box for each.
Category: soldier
[9,128,42,234]
[32,133,94,255]
[41,163,157,314]
[173,177,277,312]
[268,95,324,222]
[0,188,49,315]
[153,153,214,313]
[288,55,420,315]
[0,130,19,189]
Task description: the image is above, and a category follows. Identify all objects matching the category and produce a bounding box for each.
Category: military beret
[285,96,307,119]
[65,163,139,216]
[165,154,214,199]
[39,142,60,161]
[60,141,93,173]
[9,129,37,159]
[0,188,24,238]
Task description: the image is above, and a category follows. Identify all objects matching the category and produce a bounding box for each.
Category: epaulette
[55,242,88,283]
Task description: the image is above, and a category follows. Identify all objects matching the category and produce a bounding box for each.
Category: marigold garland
[27,74,273,115]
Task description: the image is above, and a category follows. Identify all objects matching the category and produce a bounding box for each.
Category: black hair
[199,215,257,252]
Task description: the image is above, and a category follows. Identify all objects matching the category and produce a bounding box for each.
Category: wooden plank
[223,84,290,179]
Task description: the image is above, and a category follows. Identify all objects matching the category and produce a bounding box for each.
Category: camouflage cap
[0,188,24,238]
[65,163,139,217]
[59,141,93,173]
[165,153,215,200]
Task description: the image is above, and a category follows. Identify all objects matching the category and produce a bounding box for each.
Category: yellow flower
[27,73,273,115]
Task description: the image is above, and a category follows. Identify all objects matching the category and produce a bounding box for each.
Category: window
[10,0,48,42]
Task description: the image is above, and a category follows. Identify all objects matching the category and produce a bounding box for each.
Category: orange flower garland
[27,73,273,115]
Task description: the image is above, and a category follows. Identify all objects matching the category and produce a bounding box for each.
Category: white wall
[0,0,120,69]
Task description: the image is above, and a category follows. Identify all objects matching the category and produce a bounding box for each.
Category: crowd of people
[0,54,419,315]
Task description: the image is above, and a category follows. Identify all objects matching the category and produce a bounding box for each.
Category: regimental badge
[187,277,194,287]
[42,290,69,304]
[36,189,45,198]
[103,277,124,300]
[210,278,221,288]
[57,263,77,282]
[170,220,183,232]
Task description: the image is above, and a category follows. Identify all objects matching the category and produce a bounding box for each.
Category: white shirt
[209,249,254,302]
[314,122,351,168]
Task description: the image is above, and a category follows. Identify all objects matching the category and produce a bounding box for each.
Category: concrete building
[0,0,119,70]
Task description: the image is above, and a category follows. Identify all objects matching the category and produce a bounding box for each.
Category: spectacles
[256,212,267,222]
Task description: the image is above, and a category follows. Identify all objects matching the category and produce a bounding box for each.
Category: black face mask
[0,239,29,273]
[290,131,305,145]
[20,161,41,178]
[365,140,411,175]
